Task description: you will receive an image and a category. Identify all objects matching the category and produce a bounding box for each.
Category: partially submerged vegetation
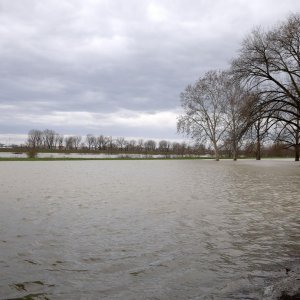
[1,135,296,161]
[178,14,300,162]
[0,156,213,161]
[0,153,295,161]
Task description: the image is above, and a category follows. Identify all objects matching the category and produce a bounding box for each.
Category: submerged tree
[27,129,43,148]
[223,76,254,160]
[177,71,229,161]
[274,117,300,161]
[43,129,58,150]
[239,91,276,160]
[247,115,273,160]
[86,134,96,150]
[231,13,300,160]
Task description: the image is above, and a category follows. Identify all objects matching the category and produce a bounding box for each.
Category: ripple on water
[0,160,299,299]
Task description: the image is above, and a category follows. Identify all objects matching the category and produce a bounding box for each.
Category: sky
[0,0,299,145]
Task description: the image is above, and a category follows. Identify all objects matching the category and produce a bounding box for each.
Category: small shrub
[26,148,38,158]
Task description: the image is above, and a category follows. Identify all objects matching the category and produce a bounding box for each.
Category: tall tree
[27,129,43,148]
[144,140,156,152]
[97,135,109,151]
[223,77,254,160]
[231,14,300,159]
[177,71,228,161]
[237,91,275,160]
[73,136,82,150]
[43,129,57,150]
[273,118,300,161]
[86,134,96,150]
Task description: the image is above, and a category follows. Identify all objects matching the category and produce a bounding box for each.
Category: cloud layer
[0,0,299,143]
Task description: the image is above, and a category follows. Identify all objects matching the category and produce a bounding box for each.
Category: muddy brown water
[0,160,299,299]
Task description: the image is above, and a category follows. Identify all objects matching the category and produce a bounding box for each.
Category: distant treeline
[25,129,204,156]
[18,128,294,158]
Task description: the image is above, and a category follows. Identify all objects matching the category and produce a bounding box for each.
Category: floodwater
[0,160,299,300]
[0,152,191,159]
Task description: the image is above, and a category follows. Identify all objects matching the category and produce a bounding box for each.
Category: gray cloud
[0,0,299,142]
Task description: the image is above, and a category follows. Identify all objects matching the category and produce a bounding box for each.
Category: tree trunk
[232,142,238,161]
[213,142,220,161]
[295,144,299,161]
[233,150,237,161]
[256,143,261,160]
[256,130,261,160]
[295,121,299,161]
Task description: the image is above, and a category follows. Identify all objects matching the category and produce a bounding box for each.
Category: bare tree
[172,142,185,156]
[96,135,109,151]
[248,117,273,160]
[128,139,137,152]
[231,14,300,160]
[73,136,82,150]
[273,118,300,160]
[115,137,127,151]
[223,78,255,160]
[56,134,64,149]
[137,139,144,152]
[27,129,43,148]
[144,140,156,152]
[178,71,229,161]
[65,136,75,150]
[158,140,171,153]
[43,129,57,150]
[107,136,114,154]
[86,134,96,150]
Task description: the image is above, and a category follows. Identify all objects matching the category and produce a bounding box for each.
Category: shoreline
[0,157,211,161]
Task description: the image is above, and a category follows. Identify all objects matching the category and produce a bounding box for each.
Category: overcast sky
[0,0,299,144]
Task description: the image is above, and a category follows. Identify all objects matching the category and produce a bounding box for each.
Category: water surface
[0,160,299,299]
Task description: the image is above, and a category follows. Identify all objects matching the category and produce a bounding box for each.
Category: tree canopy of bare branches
[177,71,229,161]
[231,13,300,160]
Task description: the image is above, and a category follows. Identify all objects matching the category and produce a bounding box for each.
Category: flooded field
[0,152,197,159]
[0,160,299,299]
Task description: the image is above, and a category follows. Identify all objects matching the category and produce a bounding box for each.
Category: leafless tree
[107,136,114,154]
[64,136,81,150]
[56,135,64,149]
[273,117,300,160]
[128,139,137,152]
[231,14,300,159]
[158,140,171,152]
[247,117,274,160]
[236,91,278,160]
[96,135,109,151]
[73,136,82,150]
[137,139,144,152]
[43,129,57,150]
[27,129,43,148]
[223,77,255,160]
[65,136,75,150]
[115,137,127,151]
[144,140,156,152]
[86,134,96,150]
[177,71,228,161]
[172,142,187,157]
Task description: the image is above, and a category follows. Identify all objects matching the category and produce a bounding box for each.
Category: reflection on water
[0,160,299,299]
